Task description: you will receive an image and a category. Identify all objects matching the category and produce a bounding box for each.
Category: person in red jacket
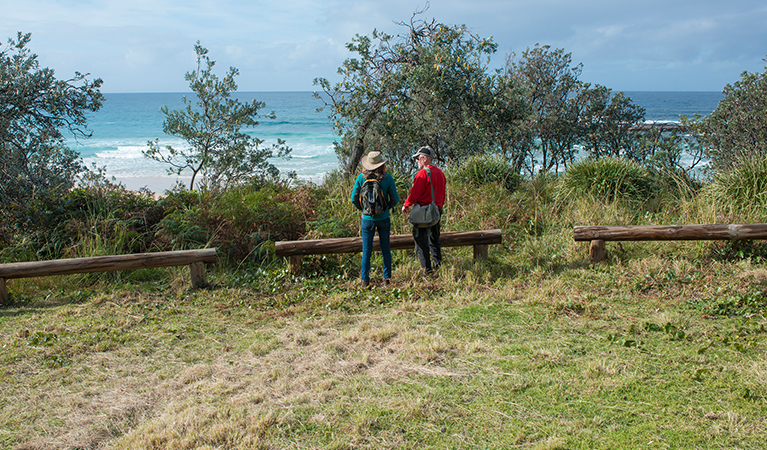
[401,146,446,275]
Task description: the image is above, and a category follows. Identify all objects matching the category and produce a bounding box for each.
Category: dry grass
[3,252,765,449]
[1,279,478,449]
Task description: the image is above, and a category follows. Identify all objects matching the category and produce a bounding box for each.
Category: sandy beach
[114,176,192,194]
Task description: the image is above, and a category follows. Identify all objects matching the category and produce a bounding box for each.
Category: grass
[1,246,766,449]
[1,172,767,449]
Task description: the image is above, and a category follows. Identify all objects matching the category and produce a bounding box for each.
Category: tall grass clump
[0,185,162,262]
[448,154,520,192]
[556,157,653,206]
[304,170,363,239]
[704,154,767,222]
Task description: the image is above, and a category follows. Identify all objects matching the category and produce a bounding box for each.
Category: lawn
[1,245,765,449]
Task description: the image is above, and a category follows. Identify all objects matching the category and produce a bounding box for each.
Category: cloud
[2,0,765,92]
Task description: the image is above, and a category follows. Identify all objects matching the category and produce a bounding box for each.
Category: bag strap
[423,167,436,206]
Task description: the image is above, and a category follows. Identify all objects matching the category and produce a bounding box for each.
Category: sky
[2,0,766,93]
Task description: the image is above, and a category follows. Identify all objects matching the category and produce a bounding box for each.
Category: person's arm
[350,174,363,211]
[402,170,426,212]
[387,175,399,209]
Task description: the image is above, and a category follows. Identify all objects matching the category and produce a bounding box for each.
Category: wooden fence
[0,248,218,304]
[275,229,502,273]
[573,224,767,262]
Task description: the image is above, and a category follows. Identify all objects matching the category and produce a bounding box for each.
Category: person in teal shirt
[351,151,399,288]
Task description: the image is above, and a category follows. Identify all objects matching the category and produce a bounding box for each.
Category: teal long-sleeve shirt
[350,172,400,221]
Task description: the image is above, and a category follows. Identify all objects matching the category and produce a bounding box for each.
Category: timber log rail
[0,248,218,304]
[275,229,502,273]
[574,223,767,262]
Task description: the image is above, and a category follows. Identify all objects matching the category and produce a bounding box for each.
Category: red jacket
[404,165,446,209]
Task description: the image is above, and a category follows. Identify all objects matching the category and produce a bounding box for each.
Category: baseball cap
[412,146,433,158]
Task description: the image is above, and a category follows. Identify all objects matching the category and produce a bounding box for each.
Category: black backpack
[358,174,389,216]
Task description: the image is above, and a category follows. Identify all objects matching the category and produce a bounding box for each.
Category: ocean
[71,92,337,191]
[68,91,723,192]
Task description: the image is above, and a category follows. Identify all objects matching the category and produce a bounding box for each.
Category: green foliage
[315,14,653,181]
[0,32,104,237]
[448,154,520,191]
[144,42,291,190]
[556,157,653,205]
[581,88,646,160]
[691,290,767,318]
[0,185,162,262]
[304,170,365,239]
[700,56,767,172]
[500,46,645,175]
[151,183,316,263]
[709,240,767,264]
[503,45,585,173]
[315,12,521,175]
[154,205,211,250]
[631,124,706,175]
[704,154,767,220]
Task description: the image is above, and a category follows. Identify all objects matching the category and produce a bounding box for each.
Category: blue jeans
[360,217,392,282]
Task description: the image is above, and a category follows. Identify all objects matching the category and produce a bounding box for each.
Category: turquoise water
[71,92,338,187]
[68,91,723,189]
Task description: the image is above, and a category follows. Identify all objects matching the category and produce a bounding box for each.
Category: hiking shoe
[360,279,370,289]
[383,278,391,288]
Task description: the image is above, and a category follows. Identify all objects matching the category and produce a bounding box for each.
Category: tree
[314,10,519,175]
[145,42,290,191]
[0,32,104,235]
[580,87,646,160]
[698,57,767,172]
[502,45,585,174]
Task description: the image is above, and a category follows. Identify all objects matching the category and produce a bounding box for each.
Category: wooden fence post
[473,244,489,260]
[190,262,206,288]
[289,255,303,274]
[589,239,606,263]
[1,278,7,305]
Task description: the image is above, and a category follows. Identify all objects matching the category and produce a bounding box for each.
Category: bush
[704,154,767,220]
[449,155,520,191]
[556,157,653,205]
[701,60,767,171]
[153,183,314,263]
[0,185,162,262]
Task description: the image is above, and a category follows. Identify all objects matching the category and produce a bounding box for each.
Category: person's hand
[401,205,409,215]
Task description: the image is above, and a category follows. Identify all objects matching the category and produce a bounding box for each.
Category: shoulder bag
[408,167,441,228]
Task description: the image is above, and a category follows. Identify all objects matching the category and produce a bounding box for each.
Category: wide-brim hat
[412,146,434,158]
[361,151,387,170]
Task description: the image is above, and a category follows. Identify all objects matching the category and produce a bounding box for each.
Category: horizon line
[101,89,723,95]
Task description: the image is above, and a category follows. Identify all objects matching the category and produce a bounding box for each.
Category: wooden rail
[275,229,502,273]
[573,224,767,262]
[0,248,218,304]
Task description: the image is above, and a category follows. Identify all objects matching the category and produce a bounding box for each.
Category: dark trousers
[413,220,441,273]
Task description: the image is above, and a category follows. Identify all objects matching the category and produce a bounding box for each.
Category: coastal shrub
[556,157,653,205]
[144,43,290,190]
[154,205,211,250]
[305,170,363,239]
[449,155,520,191]
[1,33,104,237]
[704,154,767,221]
[700,61,767,171]
[156,187,204,212]
[213,184,307,240]
[153,183,311,262]
[2,186,161,261]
